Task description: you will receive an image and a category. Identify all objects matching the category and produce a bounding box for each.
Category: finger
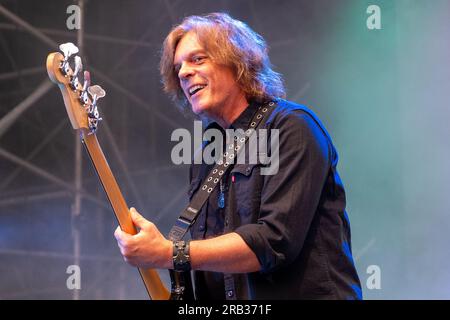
[114,225,133,245]
[130,207,148,229]
[114,226,122,240]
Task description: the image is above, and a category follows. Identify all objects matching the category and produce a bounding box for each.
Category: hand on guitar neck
[114,208,173,270]
[114,208,261,274]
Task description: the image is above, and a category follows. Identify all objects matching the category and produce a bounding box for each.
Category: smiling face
[173,32,248,127]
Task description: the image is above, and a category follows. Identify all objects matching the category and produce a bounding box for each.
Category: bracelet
[172,240,191,272]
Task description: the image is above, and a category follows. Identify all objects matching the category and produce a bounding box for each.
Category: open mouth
[188,84,207,97]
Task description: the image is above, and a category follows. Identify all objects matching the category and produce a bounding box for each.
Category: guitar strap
[168,100,276,242]
[167,100,276,300]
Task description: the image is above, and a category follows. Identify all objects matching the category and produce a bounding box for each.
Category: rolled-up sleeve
[234,110,332,273]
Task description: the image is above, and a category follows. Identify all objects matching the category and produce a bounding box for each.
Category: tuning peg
[59,42,79,60]
[87,115,102,134]
[82,71,91,92]
[73,56,83,76]
[78,71,91,105]
[87,85,106,105]
[88,85,106,99]
[68,56,83,90]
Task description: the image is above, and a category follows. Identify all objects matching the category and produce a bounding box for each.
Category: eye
[193,56,206,64]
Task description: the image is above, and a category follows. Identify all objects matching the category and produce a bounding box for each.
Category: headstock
[46,42,104,134]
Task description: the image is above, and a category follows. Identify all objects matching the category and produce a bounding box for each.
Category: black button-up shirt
[188,99,362,300]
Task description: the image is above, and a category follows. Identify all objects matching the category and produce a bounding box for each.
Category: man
[114,12,362,300]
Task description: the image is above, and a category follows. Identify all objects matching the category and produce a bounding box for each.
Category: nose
[178,62,195,80]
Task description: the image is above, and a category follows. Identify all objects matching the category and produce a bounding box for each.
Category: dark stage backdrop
[0,0,449,299]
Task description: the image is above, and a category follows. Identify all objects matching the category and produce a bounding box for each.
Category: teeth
[189,84,206,96]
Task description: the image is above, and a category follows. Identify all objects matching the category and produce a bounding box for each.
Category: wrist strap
[172,240,191,272]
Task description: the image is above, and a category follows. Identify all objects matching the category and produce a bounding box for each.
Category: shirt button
[246,167,251,174]
[227,290,234,298]
[199,225,205,231]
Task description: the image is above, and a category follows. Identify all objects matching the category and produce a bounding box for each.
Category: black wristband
[172,240,191,272]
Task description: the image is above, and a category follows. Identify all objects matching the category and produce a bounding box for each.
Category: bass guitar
[46,42,170,300]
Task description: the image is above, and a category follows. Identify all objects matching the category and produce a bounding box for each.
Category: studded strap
[168,101,275,241]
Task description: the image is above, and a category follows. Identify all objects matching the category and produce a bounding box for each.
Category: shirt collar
[205,101,260,131]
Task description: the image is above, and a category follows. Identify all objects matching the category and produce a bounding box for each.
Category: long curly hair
[160,12,286,109]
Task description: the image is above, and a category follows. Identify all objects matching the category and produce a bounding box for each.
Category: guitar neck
[80,129,170,300]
